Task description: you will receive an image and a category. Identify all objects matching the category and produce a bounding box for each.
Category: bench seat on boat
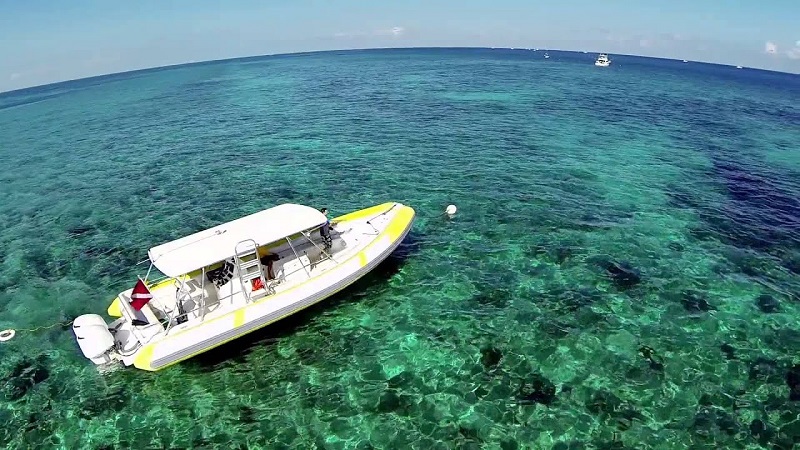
[277,255,312,282]
[117,290,164,343]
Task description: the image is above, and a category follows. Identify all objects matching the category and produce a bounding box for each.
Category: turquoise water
[0,48,799,449]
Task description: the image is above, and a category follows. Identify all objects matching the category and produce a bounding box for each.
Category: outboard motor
[72,314,116,365]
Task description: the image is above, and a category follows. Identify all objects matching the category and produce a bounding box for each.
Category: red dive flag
[130,278,153,311]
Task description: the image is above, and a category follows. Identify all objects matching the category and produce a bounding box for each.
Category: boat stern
[74,293,164,371]
[72,314,120,367]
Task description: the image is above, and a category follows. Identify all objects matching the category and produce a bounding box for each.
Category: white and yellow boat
[72,202,415,371]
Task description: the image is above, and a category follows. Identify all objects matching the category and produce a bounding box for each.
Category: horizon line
[2,45,798,95]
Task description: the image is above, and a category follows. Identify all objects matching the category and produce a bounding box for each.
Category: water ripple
[0,49,798,449]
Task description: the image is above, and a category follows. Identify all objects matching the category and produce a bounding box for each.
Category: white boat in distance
[73,202,415,371]
[595,54,611,67]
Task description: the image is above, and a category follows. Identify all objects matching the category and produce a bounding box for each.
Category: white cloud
[9,73,20,80]
[784,40,800,59]
[333,26,405,39]
[375,26,405,37]
[764,41,778,54]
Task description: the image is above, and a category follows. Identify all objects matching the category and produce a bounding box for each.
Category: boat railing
[280,226,343,280]
[301,228,338,264]
[157,229,341,333]
[159,255,316,334]
[284,236,311,278]
[147,274,172,287]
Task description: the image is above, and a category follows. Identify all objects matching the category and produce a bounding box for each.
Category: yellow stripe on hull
[133,344,156,371]
[233,309,246,328]
[107,298,122,317]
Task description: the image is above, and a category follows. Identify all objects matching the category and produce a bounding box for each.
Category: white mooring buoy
[0,329,15,342]
[445,204,457,215]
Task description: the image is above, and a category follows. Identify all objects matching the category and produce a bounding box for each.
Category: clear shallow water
[0,48,799,449]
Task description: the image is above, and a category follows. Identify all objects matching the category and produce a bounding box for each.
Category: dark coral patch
[518,373,557,406]
[755,294,780,313]
[681,291,715,313]
[480,346,503,369]
[590,257,642,288]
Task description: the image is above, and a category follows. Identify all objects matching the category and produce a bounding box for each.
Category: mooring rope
[0,319,74,342]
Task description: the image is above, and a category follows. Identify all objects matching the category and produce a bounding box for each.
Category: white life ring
[0,329,15,342]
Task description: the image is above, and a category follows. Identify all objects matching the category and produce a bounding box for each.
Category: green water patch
[0,49,798,449]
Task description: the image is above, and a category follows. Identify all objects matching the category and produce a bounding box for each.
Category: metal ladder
[234,239,271,301]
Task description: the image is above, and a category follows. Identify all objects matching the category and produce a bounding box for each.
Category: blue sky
[1,0,798,92]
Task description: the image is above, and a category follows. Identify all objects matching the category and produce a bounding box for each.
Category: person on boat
[258,249,279,280]
[319,207,333,250]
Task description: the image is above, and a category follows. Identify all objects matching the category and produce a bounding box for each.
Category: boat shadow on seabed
[187,232,424,371]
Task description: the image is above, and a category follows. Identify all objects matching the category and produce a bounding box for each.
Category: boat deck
[119,216,383,338]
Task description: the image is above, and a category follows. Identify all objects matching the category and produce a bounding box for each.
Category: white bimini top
[148,204,327,277]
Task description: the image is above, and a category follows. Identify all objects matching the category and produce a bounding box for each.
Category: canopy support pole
[302,230,338,264]
[143,262,154,285]
[200,267,206,321]
[285,237,311,278]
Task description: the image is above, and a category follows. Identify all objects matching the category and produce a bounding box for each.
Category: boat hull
[131,202,415,371]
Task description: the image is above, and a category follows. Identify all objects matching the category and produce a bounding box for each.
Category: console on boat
[72,202,415,371]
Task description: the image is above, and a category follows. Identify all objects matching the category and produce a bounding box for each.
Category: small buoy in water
[445,204,457,215]
[0,329,15,342]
